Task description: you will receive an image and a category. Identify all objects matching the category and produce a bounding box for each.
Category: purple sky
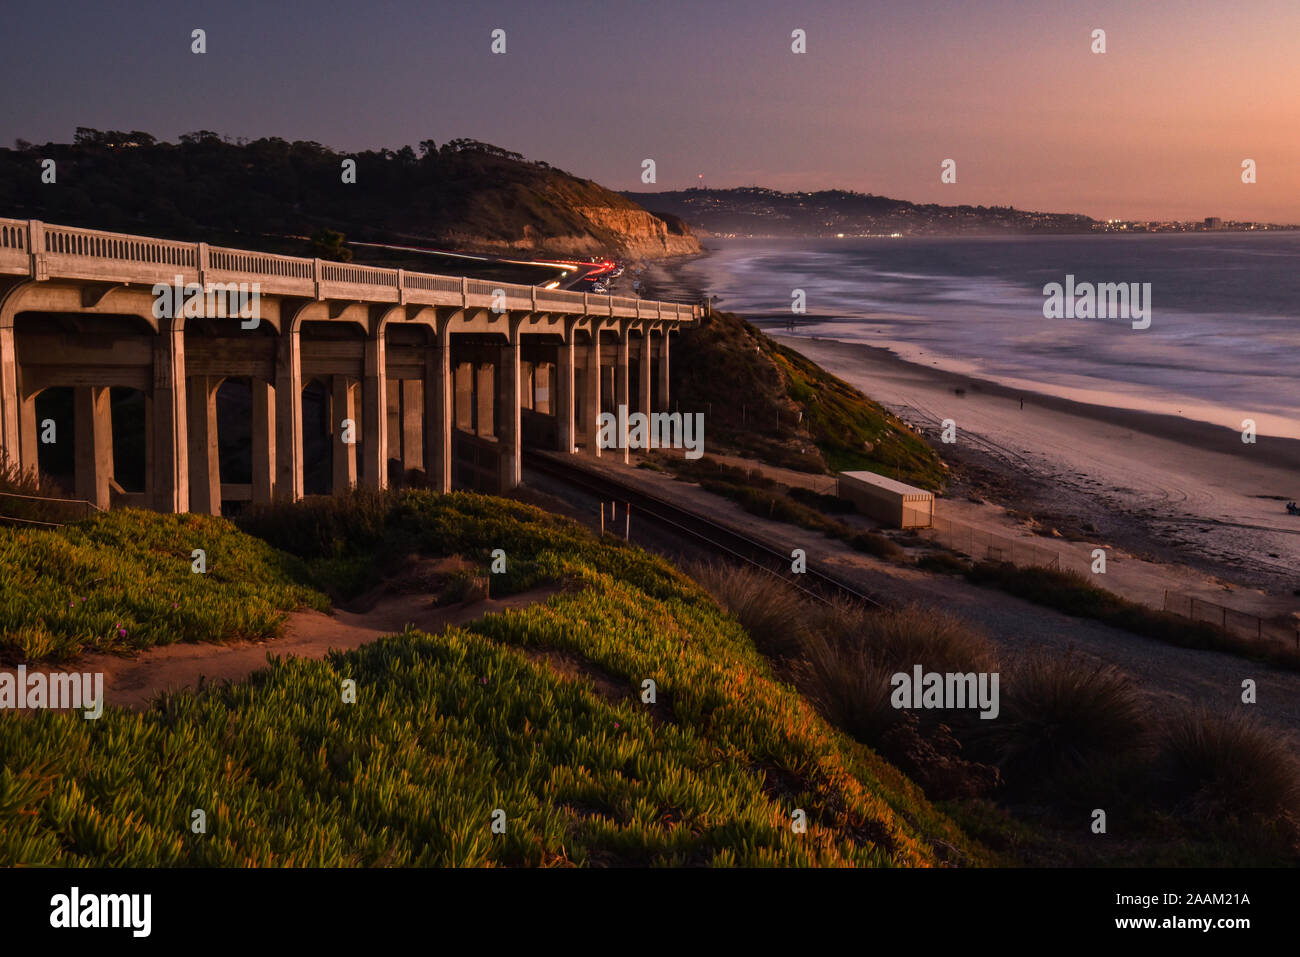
[2,0,1296,221]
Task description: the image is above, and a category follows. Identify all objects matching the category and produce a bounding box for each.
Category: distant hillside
[0,130,699,260]
[627,186,1096,237]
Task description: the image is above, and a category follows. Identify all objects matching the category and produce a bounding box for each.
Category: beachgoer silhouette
[1019,396,1024,410]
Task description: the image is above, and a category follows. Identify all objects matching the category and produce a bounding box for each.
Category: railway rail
[524,451,886,610]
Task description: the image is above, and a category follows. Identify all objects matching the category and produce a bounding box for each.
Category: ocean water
[673,234,1300,439]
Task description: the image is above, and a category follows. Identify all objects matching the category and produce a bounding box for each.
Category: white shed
[838,471,934,529]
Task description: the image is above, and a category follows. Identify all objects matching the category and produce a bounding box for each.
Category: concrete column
[520,362,533,411]
[556,333,575,454]
[639,328,652,416]
[19,390,38,479]
[251,379,276,504]
[361,331,388,489]
[331,374,356,492]
[74,386,114,510]
[657,327,671,411]
[144,395,155,499]
[453,362,471,432]
[498,337,521,491]
[401,379,422,472]
[152,318,189,513]
[475,363,494,438]
[424,323,452,492]
[0,325,18,473]
[185,377,221,515]
[386,379,401,468]
[274,326,303,502]
[615,325,630,463]
[533,363,551,415]
[583,329,601,457]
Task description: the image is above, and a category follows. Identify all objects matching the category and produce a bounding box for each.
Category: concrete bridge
[0,218,700,513]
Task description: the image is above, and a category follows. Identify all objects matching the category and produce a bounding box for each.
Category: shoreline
[769,330,1300,605]
[765,324,1300,471]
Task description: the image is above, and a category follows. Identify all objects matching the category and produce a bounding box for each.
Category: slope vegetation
[0,492,981,867]
[674,310,948,487]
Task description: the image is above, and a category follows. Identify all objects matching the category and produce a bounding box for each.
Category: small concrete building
[838,471,934,529]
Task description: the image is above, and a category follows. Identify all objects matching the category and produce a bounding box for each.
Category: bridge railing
[0,217,702,322]
[207,245,315,280]
[0,221,27,250]
[535,288,585,310]
[0,218,26,274]
[43,223,198,266]
[403,271,463,295]
[320,260,401,288]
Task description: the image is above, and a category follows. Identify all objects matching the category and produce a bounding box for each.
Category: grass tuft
[975,653,1147,790]
[1152,707,1300,833]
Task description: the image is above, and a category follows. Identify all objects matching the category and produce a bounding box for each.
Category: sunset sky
[2,0,1297,222]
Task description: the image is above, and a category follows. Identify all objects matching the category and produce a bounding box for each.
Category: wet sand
[773,330,1300,608]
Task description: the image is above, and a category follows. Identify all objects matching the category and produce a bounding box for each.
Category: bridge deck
[0,217,700,322]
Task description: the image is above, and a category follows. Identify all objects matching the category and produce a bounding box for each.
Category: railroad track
[524,451,886,610]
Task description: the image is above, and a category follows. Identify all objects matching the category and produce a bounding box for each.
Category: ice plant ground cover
[0,492,981,866]
[0,511,326,664]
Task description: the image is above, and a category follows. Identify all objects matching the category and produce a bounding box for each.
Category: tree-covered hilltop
[0,130,698,260]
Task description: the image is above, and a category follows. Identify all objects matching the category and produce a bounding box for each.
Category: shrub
[917,551,968,575]
[843,530,903,560]
[0,458,90,526]
[796,627,900,741]
[668,455,777,489]
[794,601,995,735]
[794,601,1003,798]
[965,561,1300,671]
[689,561,808,659]
[1152,707,1300,833]
[238,487,396,559]
[788,486,855,514]
[439,568,489,604]
[978,653,1146,789]
[855,604,997,676]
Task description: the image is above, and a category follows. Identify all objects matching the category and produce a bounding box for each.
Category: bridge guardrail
[207,245,315,279]
[0,222,27,250]
[43,222,198,268]
[0,216,702,322]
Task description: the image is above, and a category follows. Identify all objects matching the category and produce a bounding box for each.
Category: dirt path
[74,586,559,711]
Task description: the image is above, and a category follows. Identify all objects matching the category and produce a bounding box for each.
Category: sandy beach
[770,330,1300,622]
